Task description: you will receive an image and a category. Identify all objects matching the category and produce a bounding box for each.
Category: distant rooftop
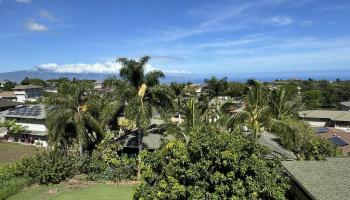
[282,157,350,200]
[0,99,21,108]
[340,101,350,107]
[0,91,16,98]
[0,104,46,119]
[13,85,43,90]
[299,110,350,122]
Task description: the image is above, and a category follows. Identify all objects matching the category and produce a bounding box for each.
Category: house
[0,104,48,146]
[314,127,350,154]
[0,91,17,101]
[12,85,43,102]
[299,110,350,132]
[282,157,350,200]
[43,86,58,93]
[340,101,350,111]
[0,99,21,112]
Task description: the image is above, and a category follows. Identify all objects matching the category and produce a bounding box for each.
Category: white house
[12,85,43,102]
[0,104,48,145]
[299,110,350,132]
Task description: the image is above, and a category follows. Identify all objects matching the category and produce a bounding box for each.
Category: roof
[340,101,350,107]
[13,85,43,90]
[243,132,297,160]
[0,104,46,119]
[282,157,350,200]
[118,133,171,150]
[299,110,350,122]
[316,128,350,154]
[0,99,21,108]
[0,91,16,98]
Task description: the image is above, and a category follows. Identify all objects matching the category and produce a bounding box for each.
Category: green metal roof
[282,157,350,200]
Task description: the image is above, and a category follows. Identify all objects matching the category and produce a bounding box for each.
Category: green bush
[17,150,77,184]
[134,127,289,199]
[0,164,31,200]
[77,141,137,181]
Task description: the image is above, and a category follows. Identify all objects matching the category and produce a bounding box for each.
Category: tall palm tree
[46,80,103,155]
[170,82,186,122]
[225,81,270,140]
[117,56,173,178]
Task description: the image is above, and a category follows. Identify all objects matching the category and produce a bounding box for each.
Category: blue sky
[0,0,349,74]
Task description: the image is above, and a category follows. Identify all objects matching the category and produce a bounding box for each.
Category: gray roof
[299,110,350,122]
[340,101,350,107]
[243,132,297,160]
[282,157,350,200]
[0,104,46,119]
[0,99,21,108]
[13,85,43,90]
[119,133,171,150]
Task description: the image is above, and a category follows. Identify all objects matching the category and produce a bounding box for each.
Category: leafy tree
[302,90,323,109]
[45,81,103,155]
[134,126,289,199]
[20,77,47,87]
[2,81,16,91]
[225,82,247,98]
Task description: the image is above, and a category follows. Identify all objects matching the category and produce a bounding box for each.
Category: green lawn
[8,181,135,200]
[0,142,39,163]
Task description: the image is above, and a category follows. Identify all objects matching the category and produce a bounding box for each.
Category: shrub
[17,150,77,184]
[0,164,31,200]
[134,127,289,199]
[77,141,137,181]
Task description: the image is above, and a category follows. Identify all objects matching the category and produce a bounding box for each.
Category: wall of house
[17,123,47,132]
[302,118,327,127]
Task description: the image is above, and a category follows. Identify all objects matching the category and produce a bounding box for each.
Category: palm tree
[170,82,186,122]
[204,76,228,103]
[117,56,174,178]
[225,81,270,140]
[45,80,103,155]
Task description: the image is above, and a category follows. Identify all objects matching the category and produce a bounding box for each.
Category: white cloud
[36,62,191,74]
[14,0,31,3]
[269,16,293,25]
[38,9,57,21]
[25,20,48,32]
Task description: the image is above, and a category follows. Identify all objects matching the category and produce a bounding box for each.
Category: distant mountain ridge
[0,68,349,83]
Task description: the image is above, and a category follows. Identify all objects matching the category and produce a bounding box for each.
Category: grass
[0,142,39,163]
[7,180,135,200]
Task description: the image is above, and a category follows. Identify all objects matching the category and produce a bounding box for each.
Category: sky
[0,0,350,74]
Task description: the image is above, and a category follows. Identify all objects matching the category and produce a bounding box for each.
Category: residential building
[12,85,43,102]
[282,157,350,200]
[0,104,48,146]
[314,127,350,154]
[299,110,350,132]
[0,91,17,101]
[340,101,350,111]
[0,99,21,111]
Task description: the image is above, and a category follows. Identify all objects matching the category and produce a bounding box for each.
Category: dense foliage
[134,127,289,200]
[17,150,77,184]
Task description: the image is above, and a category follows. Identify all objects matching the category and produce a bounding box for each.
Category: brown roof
[317,128,350,154]
[13,85,43,90]
[0,91,16,98]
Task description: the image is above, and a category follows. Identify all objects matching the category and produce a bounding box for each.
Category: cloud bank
[36,62,191,74]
